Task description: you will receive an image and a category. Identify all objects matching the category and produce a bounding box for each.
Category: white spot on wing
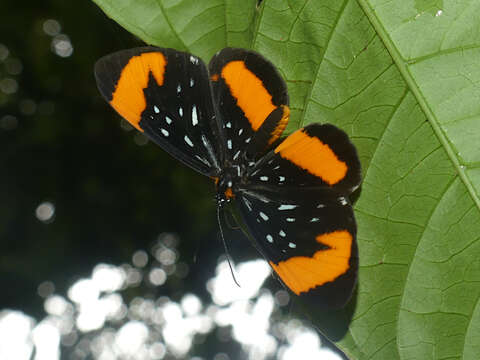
[245,137,251,143]
[233,150,241,160]
[288,242,296,248]
[339,197,348,205]
[278,204,297,210]
[317,204,325,208]
[266,235,273,243]
[279,176,285,182]
[177,84,181,94]
[195,155,210,166]
[260,176,268,181]
[226,122,231,128]
[190,78,194,87]
[165,116,172,124]
[192,105,198,126]
[279,230,286,237]
[154,106,160,114]
[161,128,169,137]
[259,212,269,221]
[184,135,194,147]
[179,107,183,117]
[201,135,220,169]
[286,218,295,222]
[238,129,243,136]
[189,55,198,64]
[310,218,319,222]
[241,189,270,203]
[244,198,252,211]
[227,139,232,149]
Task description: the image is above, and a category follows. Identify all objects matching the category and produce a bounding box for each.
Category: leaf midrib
[356,1,480,359]
[356,0,480,214]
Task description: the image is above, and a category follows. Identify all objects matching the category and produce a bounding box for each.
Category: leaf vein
[395,175,459,356]
[154,0,188,50]
[300,0,349,128]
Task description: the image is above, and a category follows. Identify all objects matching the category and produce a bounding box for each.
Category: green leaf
[92,0,480,358]
[91,0,257,60]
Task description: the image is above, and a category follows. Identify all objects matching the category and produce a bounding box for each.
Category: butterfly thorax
[215,163,247,206]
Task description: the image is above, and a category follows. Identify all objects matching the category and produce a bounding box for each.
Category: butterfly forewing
[95,47,220,176]
[208,48,290,161]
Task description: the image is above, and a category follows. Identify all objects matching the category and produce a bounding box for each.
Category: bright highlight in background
[0,234,342,360]
[35,202,55,222]
[0,311,34,360]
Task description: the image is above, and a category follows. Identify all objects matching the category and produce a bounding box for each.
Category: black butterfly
[95,47,361,309]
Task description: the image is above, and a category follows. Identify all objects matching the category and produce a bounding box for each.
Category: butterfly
[94,47,361,309]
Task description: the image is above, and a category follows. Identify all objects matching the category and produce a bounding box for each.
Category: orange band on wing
[268,105,290,145]
[110,52,167,131]
[269,230,352,295]
[221,61,275,131]
[274,129,347,185]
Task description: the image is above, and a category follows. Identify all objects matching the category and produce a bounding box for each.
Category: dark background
[0,0,246,317]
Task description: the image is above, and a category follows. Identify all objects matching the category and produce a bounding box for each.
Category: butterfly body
[95,47,361,309]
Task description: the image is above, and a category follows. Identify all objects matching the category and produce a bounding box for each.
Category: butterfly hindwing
[237,187,358,309]
[237,123,361,308]
[208,48,290,161]
[95,47,220,176]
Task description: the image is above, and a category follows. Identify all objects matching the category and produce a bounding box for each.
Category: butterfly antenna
[217,204,241,288]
